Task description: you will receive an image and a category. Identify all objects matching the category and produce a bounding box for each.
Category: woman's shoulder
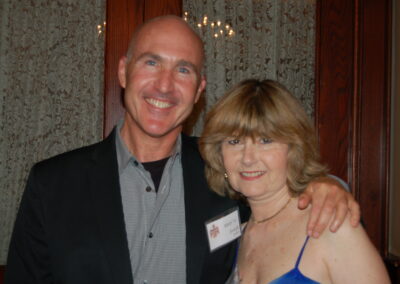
[318,214,366,246]
[316,215,390,283]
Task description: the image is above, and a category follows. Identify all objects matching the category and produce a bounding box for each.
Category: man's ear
[195,76,207,103]
[118,56,128,88]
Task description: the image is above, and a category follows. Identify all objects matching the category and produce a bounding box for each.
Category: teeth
[146,98,173,108]
[241,171,264,177]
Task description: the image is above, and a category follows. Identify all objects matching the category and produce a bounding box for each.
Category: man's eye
[178,67,190,74]
[227,139,240,145]
[145,60,157,66]
[260,138,273,144]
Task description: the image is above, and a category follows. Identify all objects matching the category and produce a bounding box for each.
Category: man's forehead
[132,33,203,64]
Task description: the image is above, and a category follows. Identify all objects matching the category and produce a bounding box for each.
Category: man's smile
[145,97,174,109]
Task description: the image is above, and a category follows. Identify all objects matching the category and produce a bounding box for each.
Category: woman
[199,79,389,284]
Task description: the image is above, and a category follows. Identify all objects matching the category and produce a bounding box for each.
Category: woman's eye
[260,137,273,144]
[227,139,240,145]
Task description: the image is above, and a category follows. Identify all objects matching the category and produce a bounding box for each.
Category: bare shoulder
[317,216,390,284]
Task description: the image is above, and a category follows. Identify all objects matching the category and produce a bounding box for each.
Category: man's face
[118,19,206,140]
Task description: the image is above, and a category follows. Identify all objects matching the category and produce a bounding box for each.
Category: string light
[97,21,106,37]
[183,12,235,39]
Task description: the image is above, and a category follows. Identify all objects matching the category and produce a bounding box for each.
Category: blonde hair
[199,79,328,200]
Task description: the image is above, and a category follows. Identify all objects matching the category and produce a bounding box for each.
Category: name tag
[205,207,241,252]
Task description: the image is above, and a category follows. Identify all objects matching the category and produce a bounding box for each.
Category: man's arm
[5,165,53,284]
[297,176,361,238]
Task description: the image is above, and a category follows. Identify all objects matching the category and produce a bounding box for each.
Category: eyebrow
[135,52,162,62]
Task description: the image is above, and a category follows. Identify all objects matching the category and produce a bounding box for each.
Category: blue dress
[226,235,320,284]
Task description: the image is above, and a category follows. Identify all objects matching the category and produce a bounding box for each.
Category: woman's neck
[247,189,293,224]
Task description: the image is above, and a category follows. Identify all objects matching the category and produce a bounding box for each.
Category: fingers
[307,193,336,238]
[297,192,311,210]
[348,197,361,227]
[328,199,348,232]
[304,187,327,237]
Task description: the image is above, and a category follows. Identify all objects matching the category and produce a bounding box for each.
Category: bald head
[126,15,205,71]
[117,14,207,147]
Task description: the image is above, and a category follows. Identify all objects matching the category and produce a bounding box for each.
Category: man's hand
[298,176,360,238]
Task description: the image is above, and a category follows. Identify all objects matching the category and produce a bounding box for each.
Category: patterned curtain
[0,0,105,264]
[183,0,316,136]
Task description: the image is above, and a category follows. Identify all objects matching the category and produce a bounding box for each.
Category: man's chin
[144,125,183,139]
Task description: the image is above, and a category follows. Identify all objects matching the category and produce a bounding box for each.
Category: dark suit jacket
[5,130,245,284]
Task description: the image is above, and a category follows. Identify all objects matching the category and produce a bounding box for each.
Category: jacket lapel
[181,134,212,284]
[88,129,133,284]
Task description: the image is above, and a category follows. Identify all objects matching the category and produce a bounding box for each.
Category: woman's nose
[241,142,257,165]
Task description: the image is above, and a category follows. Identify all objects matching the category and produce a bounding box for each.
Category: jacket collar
[88,129,133,284]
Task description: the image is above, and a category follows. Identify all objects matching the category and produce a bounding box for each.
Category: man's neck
[120,121,181,163]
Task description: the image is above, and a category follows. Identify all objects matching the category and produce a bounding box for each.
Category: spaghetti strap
[294,235,311,268]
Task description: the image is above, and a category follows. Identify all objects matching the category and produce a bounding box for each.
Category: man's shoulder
[34,133,115,174]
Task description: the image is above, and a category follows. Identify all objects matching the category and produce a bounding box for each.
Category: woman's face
[221,136,289,202]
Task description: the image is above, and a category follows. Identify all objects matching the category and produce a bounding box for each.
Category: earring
[224,172,228,179]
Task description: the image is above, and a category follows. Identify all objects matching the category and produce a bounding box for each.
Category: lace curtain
[0,0,105,264]
[183,0,316,136]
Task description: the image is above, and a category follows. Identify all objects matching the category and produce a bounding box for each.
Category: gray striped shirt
[115,125,186,284]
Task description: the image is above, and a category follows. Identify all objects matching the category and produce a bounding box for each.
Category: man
[5,15,359,284]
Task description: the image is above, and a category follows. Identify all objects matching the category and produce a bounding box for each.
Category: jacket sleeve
[5,164,54,284]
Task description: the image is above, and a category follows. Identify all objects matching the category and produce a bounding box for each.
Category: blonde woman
[199,79,389,284]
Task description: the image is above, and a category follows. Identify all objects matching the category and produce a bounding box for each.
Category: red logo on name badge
[210,224,220,238]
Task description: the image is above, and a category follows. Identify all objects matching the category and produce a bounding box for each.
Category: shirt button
[148,232,153,238]
[145,186,152,192]
[133,160,139,166]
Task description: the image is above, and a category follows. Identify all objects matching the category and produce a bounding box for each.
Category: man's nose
[155,69,174,93]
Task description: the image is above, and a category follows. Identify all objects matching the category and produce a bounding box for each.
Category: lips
[240,171,266,178]
[145,97,173,109]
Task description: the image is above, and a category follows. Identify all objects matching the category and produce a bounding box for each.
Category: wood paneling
[104,0,182,136]
[316,0,391,253]
[104,0,142,136]
[315,0,355,182]
[143,0,181,21]
[357,0,391,254]
[0,265,4,284]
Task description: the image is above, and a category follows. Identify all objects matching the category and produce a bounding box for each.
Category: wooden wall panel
[315,0,355,183]
[316,0,391,254]
[104,0,142,136]
[357,0,391,254]
[0,265,4,284]
[143,0,182,21]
